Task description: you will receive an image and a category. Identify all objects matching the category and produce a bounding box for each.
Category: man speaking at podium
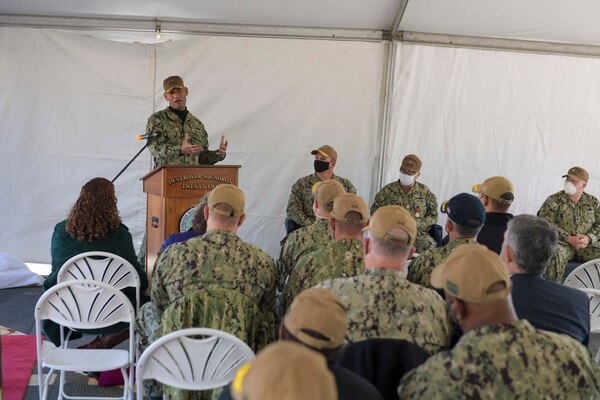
[146,75,228,168]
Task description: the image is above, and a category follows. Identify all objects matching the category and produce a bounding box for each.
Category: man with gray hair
[502,214,590,345]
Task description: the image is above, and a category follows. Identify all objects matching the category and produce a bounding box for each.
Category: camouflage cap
[207,184,245,217]
[365,205,417,245]
[311,145,338,161]
[400,154,422,175]
[441,193,485,228]
[472,176,515,204]
[330,194,368,224]
[563,166,589,183]
[284,288,347,349]
[231,342,337,400]
[163,75,185,92]
[312,180,346,212]
[431,243,512,303]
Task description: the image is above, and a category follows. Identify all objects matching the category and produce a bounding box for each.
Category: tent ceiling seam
[390,0,409,38]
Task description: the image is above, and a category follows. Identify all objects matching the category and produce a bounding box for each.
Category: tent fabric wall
[385,42,599,222]
[0,27,385,262]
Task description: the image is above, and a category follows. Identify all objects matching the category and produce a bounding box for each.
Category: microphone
[137,131,162,140]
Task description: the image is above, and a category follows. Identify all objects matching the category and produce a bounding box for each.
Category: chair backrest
[579,288,600,333]
[336,338,430,400]
[35,279,136,353]
[57,251,141,310]
[136,328,254,398]
[564,258,600,290]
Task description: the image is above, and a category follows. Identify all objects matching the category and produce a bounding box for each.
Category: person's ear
[449,297,465,322]
[445,219,453,234]
[238,213,246,227]
[329,218,336,232]
[203,205,209,220]
[363,236,371,255]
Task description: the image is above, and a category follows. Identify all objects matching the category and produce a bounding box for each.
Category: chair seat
[43,348,130,371]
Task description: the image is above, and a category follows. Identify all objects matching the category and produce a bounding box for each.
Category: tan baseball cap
[364,205,417,245]
[231,342,337,400]
[472,176,515,204]
[163,76,185,93]
[400,154,422,175]
[431,244,512,303]
[207,184,245,217]
[284,288,347,350]
[311,145,338,161]
[312,180,346,212]
[330,194,368,224]
[563,166,589,183]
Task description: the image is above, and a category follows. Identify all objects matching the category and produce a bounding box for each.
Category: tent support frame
[399,31,600,58]
[0,14,388,42]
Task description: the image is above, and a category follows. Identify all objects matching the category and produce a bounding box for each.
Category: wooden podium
[141,164,240,281]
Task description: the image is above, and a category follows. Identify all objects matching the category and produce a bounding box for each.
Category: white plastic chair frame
[35,280,135,400]
[57,251,141,312]
[564,258,600,291]
[135,328,255,400]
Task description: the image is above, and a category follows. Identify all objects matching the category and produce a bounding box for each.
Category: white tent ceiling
[2,0,600,46]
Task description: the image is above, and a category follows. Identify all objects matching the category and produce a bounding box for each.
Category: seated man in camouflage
[285,145,356,234]
[398,244,600,399]
[407,193,485,289]
[282,194,368,312]
[316,205,452,355]
[538,166,600,282]
[371,154,438,252]
[136,184,277,378]
[277,179,346,311]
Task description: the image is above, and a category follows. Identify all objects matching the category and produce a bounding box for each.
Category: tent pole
[376,39,397,194]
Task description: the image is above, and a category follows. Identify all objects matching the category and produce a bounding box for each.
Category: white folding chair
[135,328,255,400]
[564,258,600,291]
[35,280,135,400]
[578,288,600,364]
[57,251,141,312]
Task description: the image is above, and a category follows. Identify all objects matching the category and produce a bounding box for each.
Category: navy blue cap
[440,193,486,228]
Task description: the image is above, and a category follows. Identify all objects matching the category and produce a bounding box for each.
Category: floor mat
[2,335,37,400]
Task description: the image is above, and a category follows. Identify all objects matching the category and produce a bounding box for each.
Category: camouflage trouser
[136,302,163,399]
[414,233,437,254]
[546,242,600,283]
[137,233,147,271]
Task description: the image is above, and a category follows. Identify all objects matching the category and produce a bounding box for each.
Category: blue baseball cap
[440,193,486,228]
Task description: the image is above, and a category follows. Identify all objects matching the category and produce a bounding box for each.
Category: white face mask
[564,181,577,196]
[399,172,415,186]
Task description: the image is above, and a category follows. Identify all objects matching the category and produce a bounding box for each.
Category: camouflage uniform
[370,181,438,253]
[407,238,477,289]
[316,267,452,354]
[286,173,356,228]
[146,107,225,168]
[276,219,333,295]
[137,229,276,357]
[538,191,600,282]
[398,320,600,399]
[282,238,364,315]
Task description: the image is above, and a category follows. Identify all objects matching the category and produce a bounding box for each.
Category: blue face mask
[314,160,330,173]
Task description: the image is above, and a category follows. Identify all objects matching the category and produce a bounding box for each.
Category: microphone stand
[112,140,151,183]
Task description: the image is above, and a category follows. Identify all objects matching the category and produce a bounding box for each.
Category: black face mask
[314,160,330,173]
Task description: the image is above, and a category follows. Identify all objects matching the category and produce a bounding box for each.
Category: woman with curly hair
[43,177,148,348]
